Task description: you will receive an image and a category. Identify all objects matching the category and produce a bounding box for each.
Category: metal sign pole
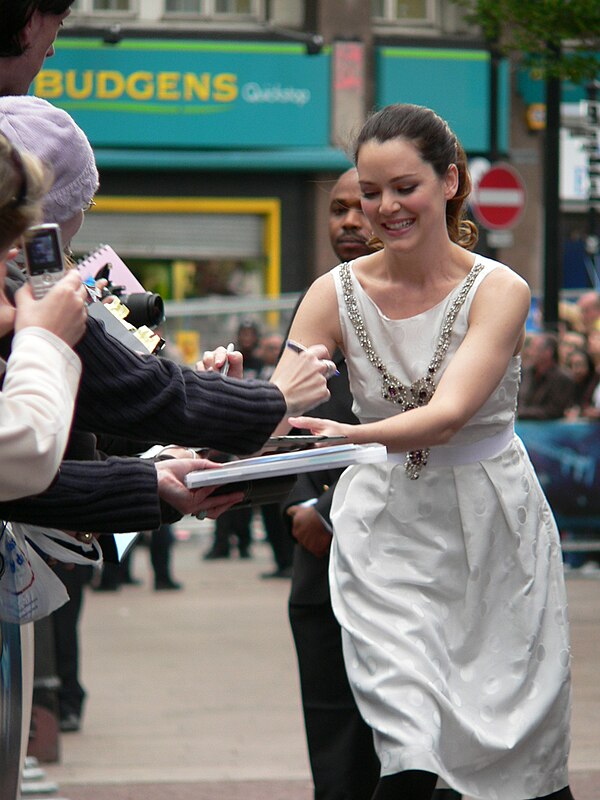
[584,82,600,288]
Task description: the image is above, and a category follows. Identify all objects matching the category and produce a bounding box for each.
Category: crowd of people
[0,2,596,800]
[519,293,600,422]
[517,300,600,574]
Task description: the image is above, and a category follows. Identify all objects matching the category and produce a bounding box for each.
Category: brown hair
[0,0,74,57]
[354,103,478,251]
[0,133,49,254]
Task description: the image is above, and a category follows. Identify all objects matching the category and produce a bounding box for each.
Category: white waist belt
[388,425,515,468]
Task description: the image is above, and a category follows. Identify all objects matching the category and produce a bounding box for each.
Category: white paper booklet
[184,443,387,488]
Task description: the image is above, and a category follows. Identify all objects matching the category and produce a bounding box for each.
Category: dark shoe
[154,578,183,591]
[121,575,143,586]
[238,549,252,559]
[260,566,293,579]
[60,713,81,733]
[203,549,229,560]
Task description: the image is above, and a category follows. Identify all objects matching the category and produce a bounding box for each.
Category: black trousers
[150,523,175,583]
[289,598,381,800]
[373,771,573,800]
[260,503,294,570]
[212,506,252,555]
[51,564,91,718]
[289,601,463,800]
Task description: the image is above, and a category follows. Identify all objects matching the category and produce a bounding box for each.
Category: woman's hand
[14,270,88,347]
[196,345,243,380]
[288,415,352,439]
[155,458,244,518]
[271,344,332,416]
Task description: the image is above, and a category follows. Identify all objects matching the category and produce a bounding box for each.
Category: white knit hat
[0,95,99,223]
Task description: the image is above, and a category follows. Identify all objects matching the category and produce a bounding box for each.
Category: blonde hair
[0,133,50,254]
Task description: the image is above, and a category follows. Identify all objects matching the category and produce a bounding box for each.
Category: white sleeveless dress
[329,256,572,800]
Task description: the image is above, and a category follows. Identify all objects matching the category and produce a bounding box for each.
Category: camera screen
[27,230,63,274]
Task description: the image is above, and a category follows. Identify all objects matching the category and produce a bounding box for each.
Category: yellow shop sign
[36,38,330,147]
[36,69,239,104]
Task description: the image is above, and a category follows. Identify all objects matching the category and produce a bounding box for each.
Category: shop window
[72,197,287,360]
[164,0,203,11]
[93,0,133,10]
[72,197,281,302]
[372,0,436,25]
[70,0,135,12]
[164,0,264,18]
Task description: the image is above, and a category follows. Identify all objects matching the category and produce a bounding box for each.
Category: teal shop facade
[34,33,510,299]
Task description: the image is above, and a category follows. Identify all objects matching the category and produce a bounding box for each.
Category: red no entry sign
[470,162,526,230]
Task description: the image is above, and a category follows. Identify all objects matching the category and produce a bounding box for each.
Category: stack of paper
[184,443,387,489]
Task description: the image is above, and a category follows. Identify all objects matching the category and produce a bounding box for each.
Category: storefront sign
[517,62,600,107]
[33,39,330,148]
[376,47,510,153]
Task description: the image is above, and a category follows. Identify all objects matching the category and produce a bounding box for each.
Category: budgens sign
[33,39,330,148]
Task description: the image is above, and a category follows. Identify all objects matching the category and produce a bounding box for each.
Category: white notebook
[185,443,387,488]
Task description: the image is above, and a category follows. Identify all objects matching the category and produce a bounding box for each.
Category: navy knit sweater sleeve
[0,457,167,533]
[74,317,287,453]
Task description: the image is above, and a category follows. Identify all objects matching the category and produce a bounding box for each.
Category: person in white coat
[0,131,87,499]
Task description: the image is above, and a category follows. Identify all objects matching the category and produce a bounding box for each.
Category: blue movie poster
[516,420,600,519]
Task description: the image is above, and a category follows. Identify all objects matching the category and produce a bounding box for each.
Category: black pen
[286,339,339,377]
[286,339,306,354]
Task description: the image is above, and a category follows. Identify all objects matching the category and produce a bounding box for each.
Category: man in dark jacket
[517,332,576,420]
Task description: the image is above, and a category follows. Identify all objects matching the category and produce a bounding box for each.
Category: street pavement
[27,520,600,800]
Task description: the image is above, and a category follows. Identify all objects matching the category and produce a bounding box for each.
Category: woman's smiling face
[357,137,457,253]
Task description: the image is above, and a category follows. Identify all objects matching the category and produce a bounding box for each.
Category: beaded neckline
[340,260,485,478]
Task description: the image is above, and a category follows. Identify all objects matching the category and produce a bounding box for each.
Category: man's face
[237,325,259,354]
[17,8,71,93]
[558,331,586,365]
[578,292,600,330]
[328,169,372,262]
[259,335,283,366]
[529,335,552,370]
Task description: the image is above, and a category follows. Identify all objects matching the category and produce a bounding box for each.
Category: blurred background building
[38,0,599,357]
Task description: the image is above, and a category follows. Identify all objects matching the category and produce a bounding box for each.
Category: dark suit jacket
[287,350,358,605]
[517,364,576,420]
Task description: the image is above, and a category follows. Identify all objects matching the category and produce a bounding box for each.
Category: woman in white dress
[271,104,574,800]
